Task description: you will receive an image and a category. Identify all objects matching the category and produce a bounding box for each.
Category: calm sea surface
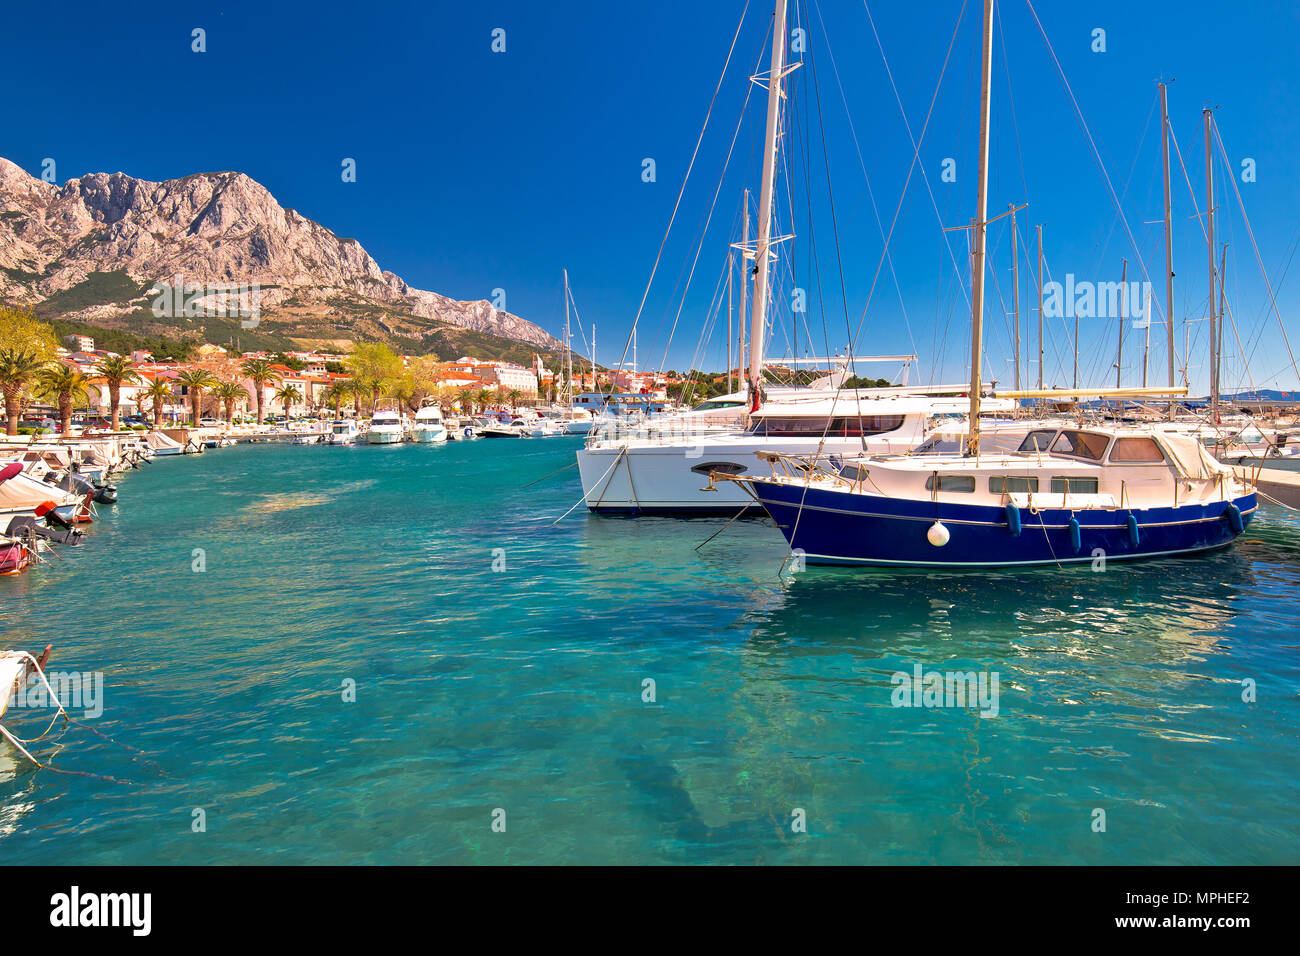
[1,438,1298,864]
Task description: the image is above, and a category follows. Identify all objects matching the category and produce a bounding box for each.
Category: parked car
[198,418,221,427]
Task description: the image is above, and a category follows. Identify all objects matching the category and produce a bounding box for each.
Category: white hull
[366,429,405,444]
[577,431,920,513]
[409,426,448,443]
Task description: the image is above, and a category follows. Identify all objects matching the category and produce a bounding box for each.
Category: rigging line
[1090,92,1158,278]
[612,0,752,388]
[995,2,1031,206]
[1212,121,1300,389]
[812,0,922,368]
[850,0,972,351]
[1023,0,1166,330]
[1240,226,1300,375]
[659,55,764,376]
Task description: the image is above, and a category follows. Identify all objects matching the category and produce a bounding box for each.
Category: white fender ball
[927,520,950,547]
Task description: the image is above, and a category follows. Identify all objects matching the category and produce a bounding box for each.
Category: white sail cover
[1157,433,1228,480]
[145,431,183,450]
[0,470,77,513]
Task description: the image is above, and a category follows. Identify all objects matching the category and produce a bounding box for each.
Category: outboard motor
[4,515,83,546]
[93,483,118,504]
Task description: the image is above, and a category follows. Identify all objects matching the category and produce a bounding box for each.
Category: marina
[1,0,1297,910]
[2,437,1298,865]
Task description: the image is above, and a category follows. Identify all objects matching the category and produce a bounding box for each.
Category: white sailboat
[730,0,1255,567]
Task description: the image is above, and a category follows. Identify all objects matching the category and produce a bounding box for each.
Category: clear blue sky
[5,0,1299,393]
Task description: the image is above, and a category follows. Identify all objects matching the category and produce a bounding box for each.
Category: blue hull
[750,480,1256,567]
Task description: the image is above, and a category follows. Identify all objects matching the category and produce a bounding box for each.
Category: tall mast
[1116,258,1127,388]
[964,0,995,456]
[740,190,750,388]
[1011,204,1020,390]
[727,251,734,393]
[563,269,572,406]
[1159,82,1176,414]
[747,0,790,414]
[1037,224,1045,391]
[1143,285,1152,388]
[1204,108,1218,423]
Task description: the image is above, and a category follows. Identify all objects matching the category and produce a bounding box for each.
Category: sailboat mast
[1159,82,1176,411]
[727,251,734,393]
[1117,258,1127,388]
[747,0,789,414]
[1143,285,1152,388]
[563,268,572,406]
[965,0,995,456]
[1011,205,1020,390]
[740,190,750,388]
[1037,224,1045,391]
[1204,108,1218,423]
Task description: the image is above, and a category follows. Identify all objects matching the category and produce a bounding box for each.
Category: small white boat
[366,410,406,444]
[327,420,361,445]
[409,406,449,443]
[292,433,323,445]
[144,431,186,456]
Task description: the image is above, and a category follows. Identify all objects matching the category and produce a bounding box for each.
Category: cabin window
[1051,476,1099,494]
[748,415,906,438]
[1109,437,1166,463]
[1018,429,1057,452]
[925,474,976,493]
[990,476,1039,494]
[1049,430,1110,460]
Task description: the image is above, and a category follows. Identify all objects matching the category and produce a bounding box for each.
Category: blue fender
[1126,513,1140,548]
[1068,516,1082,553]
[1225,502,1244,534]
[1005,502,1022,537]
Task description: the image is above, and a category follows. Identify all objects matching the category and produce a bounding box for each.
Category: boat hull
[366,430,404,444]
[409,427,448,443]
[749,478,1257,567]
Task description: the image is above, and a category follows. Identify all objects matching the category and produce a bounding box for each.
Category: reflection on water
[0,443,1297,865]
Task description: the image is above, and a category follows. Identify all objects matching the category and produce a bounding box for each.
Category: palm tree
[34,364,91,435]
[474,388,496,415]
[323,381,350,418]
[0,348,48,435]
[94,354,140,431]
[175,368,219,426]
[273,383,302,420]
[141,379,173,429]
[212,380,246,423]
[505,388,523,412]
[240,358,280,424]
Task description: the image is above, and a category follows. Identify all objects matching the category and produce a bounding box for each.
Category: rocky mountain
[0,157,561,355]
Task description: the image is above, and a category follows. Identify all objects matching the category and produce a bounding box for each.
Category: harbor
[3,437,1299,864]
[1,0,1298,909]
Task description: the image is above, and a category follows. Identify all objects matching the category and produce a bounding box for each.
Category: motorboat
[327,420,361,445]
[409,406,449,443]
[366,410,406,444]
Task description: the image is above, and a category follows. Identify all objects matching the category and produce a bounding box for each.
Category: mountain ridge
[0,157,561,357]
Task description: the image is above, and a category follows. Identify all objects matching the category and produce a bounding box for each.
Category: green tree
[35,364,91,435]
[140,379,174,429]
[175,368,219,426]
[240,358,281,424]
[345,343,403,412]
[212,380,246,423]
[0,348,50,435]
[273,383,302,420]
[94,354,141,431]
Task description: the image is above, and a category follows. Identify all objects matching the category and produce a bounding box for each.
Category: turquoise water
[1,438,1298,864]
